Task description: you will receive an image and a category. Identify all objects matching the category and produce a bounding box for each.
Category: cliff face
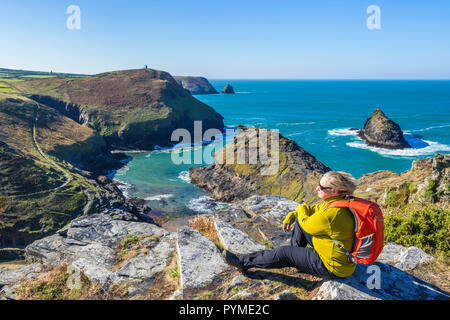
[173,76,218,95]
[189,126,330,204]
[358,108,411,149]
[15,69,225,150]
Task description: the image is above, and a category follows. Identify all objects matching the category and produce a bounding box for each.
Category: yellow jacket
[283,196,356,278]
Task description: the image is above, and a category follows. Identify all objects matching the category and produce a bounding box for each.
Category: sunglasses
[318,182,333,191]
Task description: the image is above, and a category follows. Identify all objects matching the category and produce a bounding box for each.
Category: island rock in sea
[357,108,411,149]
[222,84,235,94]
[173,76,218,95]
[189,126,331,204]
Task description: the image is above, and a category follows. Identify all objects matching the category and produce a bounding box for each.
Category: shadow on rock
[244,269,320,291]
[315,262,450,300]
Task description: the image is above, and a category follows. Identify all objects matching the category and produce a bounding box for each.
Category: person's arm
[282,210,297,226]
[283,203,318,231]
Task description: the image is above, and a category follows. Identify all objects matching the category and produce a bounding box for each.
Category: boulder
[116,233,176,281]
[313,243,448,300]
[241,195,299,221]
[176,227,229,289]
[214,220,266,254]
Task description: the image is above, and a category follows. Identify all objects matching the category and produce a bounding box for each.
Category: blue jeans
[238,220,340,279]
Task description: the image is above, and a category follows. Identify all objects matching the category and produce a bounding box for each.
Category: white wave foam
[186,196,218,213]
[111,149,148,154]
[112,178,132,198]
[276,122,316,126]
[144,194,174,201]
[178,171,191,183]
[328,128,359,136]
[285,132,303,137]
[408,124,450,133]
[347,139,450,157]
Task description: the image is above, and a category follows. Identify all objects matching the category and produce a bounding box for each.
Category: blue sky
[1,0,449,78]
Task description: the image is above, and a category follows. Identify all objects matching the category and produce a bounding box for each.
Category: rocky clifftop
[173,76,218,95]
[1,195,448,300]
[355,153,449,206]
[357,108,411,149]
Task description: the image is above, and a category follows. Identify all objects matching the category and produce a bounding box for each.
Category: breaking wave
[328,128,359,136]
[178,171,191,183]
[144,194,174,201]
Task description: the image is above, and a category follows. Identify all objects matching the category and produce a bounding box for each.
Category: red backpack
[326,196,384,265]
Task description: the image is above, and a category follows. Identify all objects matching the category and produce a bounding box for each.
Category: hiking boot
[222,250,248,273]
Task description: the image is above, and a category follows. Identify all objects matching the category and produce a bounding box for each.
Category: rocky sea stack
[222,84,235,94]
[358,108,411,149]
[173,76,218,95]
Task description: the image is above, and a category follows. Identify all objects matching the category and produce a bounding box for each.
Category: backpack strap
[325,197,358,264]
[328,237,357,264]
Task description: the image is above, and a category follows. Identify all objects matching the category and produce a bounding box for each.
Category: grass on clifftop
[15,264,104,300]
[384,204,450,258]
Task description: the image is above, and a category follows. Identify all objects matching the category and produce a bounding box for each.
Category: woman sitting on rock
[223,171,357,279]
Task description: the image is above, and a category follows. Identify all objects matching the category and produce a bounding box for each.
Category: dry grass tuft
[15,264,104,300]
[189,215,224,251]
[112,235,151,272]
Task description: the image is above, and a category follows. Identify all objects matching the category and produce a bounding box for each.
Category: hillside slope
[14,69,224,149]
[0,93,105,246]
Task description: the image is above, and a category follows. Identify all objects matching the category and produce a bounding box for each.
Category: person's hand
[282,223,292,232]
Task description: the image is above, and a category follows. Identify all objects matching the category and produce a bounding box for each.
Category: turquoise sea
[113,80,450,216]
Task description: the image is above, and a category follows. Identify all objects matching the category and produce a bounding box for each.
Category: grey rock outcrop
[314,242,447,300]
[176,227,229,289]
[1,213,174,295]
[1,195,448,301]
[215,220,266,254]
[117,233,176,281]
